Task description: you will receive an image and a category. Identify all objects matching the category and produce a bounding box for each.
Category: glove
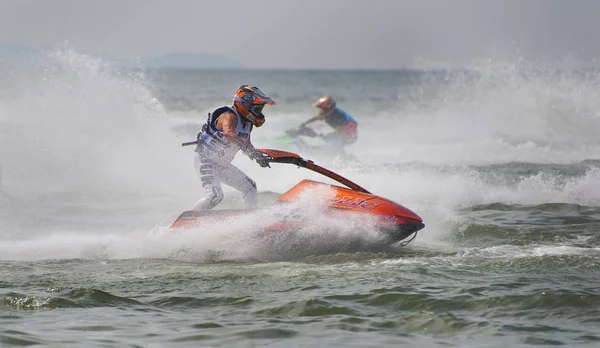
[251,151,272,168]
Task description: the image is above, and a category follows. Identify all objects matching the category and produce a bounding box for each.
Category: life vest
[196,106,253,163]
[324,108,358,140]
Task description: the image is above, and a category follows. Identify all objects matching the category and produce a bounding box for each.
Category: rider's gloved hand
[251,151,272,168]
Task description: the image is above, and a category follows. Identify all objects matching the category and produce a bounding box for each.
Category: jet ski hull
[171,148,424,246]
[170,180,424,245]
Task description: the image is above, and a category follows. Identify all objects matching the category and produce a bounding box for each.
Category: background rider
[300,96,358,152]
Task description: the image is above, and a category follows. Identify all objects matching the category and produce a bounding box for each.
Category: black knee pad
[209,187,224,205]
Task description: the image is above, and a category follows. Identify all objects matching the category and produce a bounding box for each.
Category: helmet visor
[250,104,264,116]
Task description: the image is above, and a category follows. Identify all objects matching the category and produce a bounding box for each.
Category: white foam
[2,50,600,260]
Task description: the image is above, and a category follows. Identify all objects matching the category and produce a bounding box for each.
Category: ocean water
[1,49,600,347]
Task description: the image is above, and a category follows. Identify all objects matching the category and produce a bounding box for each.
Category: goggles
[249,104,265,115]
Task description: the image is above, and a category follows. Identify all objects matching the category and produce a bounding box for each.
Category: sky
[1,0,600,69]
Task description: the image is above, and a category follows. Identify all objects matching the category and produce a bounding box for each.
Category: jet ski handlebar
[256,149,370,194]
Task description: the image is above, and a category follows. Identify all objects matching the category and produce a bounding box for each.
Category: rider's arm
[243,132,257,154]
[301,114,324,126]
[215,111,239,142]
[242,129,269,166]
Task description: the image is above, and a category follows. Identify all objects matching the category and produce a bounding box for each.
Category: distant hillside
[0,43,39,63]
[150,52,244,69]
[0,42,32,54]
[0,43,244,69]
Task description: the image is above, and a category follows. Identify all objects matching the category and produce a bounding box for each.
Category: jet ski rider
[192,85,274,211]
[300,96,358,151]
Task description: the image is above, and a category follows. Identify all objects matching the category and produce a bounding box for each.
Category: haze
[1,0,599,69]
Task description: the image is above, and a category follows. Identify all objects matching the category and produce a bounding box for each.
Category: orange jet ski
[170,149,424,246]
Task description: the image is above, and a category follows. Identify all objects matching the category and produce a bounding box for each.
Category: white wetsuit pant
[192,151,258,211]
